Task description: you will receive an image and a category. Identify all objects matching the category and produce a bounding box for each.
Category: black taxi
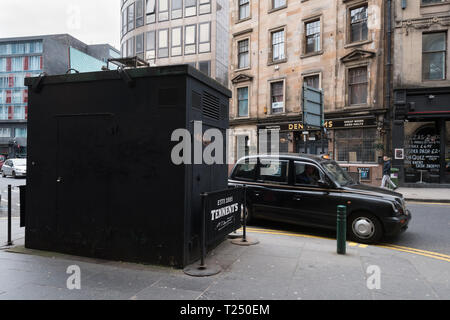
[228,154,411,244]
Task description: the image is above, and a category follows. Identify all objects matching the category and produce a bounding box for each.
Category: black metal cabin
[24,65,231,268]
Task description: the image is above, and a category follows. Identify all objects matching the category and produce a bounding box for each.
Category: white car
[1,159,27,178]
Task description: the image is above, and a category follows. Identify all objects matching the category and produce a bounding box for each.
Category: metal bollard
[7,185,12,246]
[337,205,346,255]
[242,185,247,243]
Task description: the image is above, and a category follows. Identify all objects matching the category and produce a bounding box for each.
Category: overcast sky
[0,0,121,49]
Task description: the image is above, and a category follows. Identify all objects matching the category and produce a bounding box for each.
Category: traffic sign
[302,84,324,129]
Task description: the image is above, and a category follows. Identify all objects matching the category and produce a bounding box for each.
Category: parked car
[1,158,27,178]
[228,154,411,244]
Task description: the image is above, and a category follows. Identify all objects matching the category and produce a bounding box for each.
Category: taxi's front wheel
[348,212,383,244]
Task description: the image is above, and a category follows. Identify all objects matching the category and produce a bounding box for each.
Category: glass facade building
[0,40,43,157]
[0,34,119,158]
[120,0,229,86]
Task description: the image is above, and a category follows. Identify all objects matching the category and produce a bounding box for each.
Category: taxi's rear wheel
[348,212,383,244]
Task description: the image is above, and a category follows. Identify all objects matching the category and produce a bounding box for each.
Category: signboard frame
[302,84,324,129]
[204,187,244,246]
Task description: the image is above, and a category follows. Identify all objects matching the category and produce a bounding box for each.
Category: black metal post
[7,185,12,246]
[242,185,247,243]
[321,128,325,154]
[200,193,207,268]
[337,205,347,255]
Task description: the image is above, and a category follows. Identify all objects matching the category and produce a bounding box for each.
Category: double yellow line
[242,227,450,263]
[376,243,450,263]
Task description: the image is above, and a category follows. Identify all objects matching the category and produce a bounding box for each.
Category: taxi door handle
[293,195,302,201]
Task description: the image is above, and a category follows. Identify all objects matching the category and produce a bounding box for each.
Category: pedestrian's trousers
[381,174,396,189]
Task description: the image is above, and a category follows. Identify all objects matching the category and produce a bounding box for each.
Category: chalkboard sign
[405,134,441,170]
[204,188,243,246]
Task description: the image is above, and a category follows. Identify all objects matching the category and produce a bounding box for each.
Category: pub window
[146,30,156,61]
[349,5,368,43]
[158,29,169,58]
[237,87,249,117]
[136,0,144,27]
[159,0,169,21]
[272,0,286,10]
[304,74,320,89]
[422,32,446,81]
[270,81,284,114]
[305,19,321,54]
[136,33,144,59]
[271,29,285,62]
[171,27,182,57]
[185,0,197,17]
[239,0,250,20]
[237,39,249,69]
[335,128,376,163]
[348,66,368,105]
[127,3,135,32]
[171,0,183,19]
[146,0,156,24]
[199,22,211,53]
[185,25,197,55]
[199,60,211,76]
[199,0,211,14]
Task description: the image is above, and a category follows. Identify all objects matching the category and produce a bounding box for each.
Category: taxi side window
[233,162,257,181]
[295,162,322,186]
[258,159,289,184]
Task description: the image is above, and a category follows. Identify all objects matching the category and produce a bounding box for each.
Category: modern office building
[0,34,119,158]
[120,0,229,86]
[392,0,450,185]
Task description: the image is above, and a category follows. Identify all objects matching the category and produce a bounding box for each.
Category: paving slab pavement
[396,188,450,203]
[0,227,448,301]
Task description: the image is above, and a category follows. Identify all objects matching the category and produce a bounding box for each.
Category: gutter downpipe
[386,0,393,155]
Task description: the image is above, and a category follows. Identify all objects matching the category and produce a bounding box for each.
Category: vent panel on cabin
[202,91,220,121]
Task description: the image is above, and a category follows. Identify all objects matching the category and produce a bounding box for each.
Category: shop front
[393,87,450,186]
[258,115,385,186]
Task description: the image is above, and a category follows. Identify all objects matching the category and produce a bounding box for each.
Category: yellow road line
[376,245,450,263]
[244,228,329,241]
[242,227,449,263]
[407,201,450,206]
[379,243,450,259]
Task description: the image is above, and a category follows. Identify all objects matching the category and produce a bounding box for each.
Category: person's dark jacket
[383,160,391,176]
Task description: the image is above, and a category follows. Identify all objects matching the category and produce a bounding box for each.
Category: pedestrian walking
[381,156,397,190]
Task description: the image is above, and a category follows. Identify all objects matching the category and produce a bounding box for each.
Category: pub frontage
[253,111,388,187]
[393,87,450,186]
